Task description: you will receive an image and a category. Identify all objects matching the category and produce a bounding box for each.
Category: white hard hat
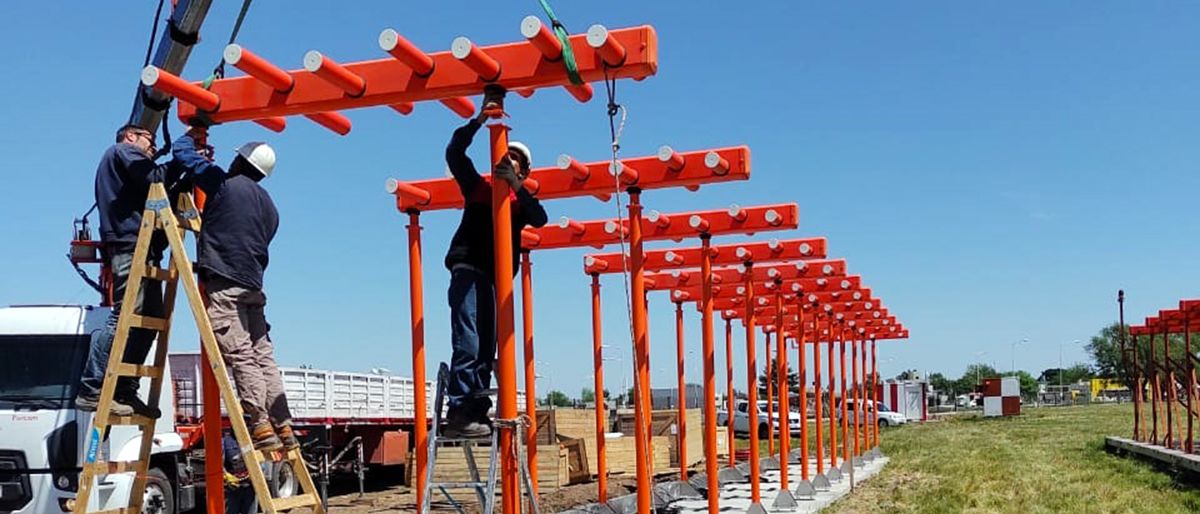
[508,141,532,170]
[235,142,276,178]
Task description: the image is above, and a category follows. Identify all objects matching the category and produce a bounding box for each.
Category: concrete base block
[826,467,843,482]
[745,502,769,514]
[718,467,748,486]
[853,456,865,468]
[605,494,637,514]
[761,456,781,471]
[812,473,832,491]
[772,489,799,511]
[736,462,752,477]
[793,479,817,500]
[688,473,710,494]
[839,461,853,475]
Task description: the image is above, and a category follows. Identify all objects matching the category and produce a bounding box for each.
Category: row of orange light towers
[143,14,906,514]
[1122,293,1198,455]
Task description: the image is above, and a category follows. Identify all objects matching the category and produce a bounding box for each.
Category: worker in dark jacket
[76,125,206,418]
[173,134,296,451]
[443,93,548,438]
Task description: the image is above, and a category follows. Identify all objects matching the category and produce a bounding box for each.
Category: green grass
[813,404,1200,513]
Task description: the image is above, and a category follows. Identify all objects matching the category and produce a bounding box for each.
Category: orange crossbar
[522,204,797,251]
[641,260,848,290]
[584,237,827,274]
[388,146,749,212]
[175,25,658,123]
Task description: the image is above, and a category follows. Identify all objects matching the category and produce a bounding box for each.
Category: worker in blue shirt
[172,132,296,452]
[76,125,208,418]
[443,89,548,438]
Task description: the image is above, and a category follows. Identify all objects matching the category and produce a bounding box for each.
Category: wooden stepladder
[73,182,324,514]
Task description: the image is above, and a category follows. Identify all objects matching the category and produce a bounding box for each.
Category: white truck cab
[0,305,192,514]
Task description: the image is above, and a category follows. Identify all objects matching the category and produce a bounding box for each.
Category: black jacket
[94,142,185,250]
[175,136,279,290]
[443,120,548,277]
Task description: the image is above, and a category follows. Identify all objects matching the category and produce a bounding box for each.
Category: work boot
[74,395,99,412]
[443,407,491,439]
[276,424,301,451]
[252,422,284,451]
[116,395,161,419]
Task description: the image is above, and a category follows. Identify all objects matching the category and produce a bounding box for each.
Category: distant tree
[954,363,999,393]
[928,372,954,395]
[1087,322,1129,380]
[757,365,799,397]
[581,388,595,403]
[545,390,571,407]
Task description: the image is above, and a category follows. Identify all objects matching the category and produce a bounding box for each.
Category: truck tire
[757,423,768,439]
[271,461,297,499]
[143,467,175,514]
[878,418,890,428]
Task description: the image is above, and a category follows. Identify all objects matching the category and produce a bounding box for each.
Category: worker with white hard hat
[171,129,297,452]
[442,87,548,438]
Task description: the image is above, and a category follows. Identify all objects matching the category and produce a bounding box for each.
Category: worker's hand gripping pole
[485,84,520,514]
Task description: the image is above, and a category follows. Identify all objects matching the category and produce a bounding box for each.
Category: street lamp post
[1011,338,1029,374]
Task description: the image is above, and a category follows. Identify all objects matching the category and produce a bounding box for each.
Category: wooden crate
[430,442,571,492]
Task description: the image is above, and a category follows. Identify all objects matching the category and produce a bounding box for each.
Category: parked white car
[839,399,907,427]
[717,400,803,437]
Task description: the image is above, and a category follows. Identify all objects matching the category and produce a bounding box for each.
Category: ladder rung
[432,482,488,489]
[143,265,176,282]
[114,363,164,379]
[271,493,320,511]
[108,414,157,427]
[128,314,168,331]
[85,461,145,474]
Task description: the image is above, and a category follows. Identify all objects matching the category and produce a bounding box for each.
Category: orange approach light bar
[168,24,658,124]
[637,259,847,288]
[584,237,827,274]
[387,146,750,212]
[521,203,797,251]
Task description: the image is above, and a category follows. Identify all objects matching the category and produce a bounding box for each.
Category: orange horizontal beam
[686,285,871,307]
[715,295,880,315]
[388,146,749,212]
[639,259,846,288]
[584,236,825,274]
[665,277,863,302]
[175,25,658,123]
[522,203,797,251]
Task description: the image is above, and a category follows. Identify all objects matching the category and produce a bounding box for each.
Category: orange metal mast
[628,189,653,514]
[826,309,838,471]
[590,273,609,503]
[775,288,790,492]
[743,263,764,508]
[725,317,736,468]
[405,211,429,507]
[813,312,824,476]
[520,251,539,495]
[851,333,860,458]
[487,112,520,514]
[200,348,223,511]
[872,339,880,448]
[839,322,850,468]
[699,234,720,514]
[765,330,775,458]
[797,304,809,482]
[674,301,688,481]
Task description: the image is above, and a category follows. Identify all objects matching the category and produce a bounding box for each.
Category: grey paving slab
[668,456,889,514]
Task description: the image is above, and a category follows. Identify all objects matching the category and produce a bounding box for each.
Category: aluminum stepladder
[73,182,324,514]
[421,363,541,514]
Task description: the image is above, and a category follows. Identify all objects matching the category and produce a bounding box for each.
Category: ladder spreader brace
[73,182,324,514]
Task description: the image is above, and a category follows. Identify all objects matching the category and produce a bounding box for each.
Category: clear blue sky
[1,2,1197,397]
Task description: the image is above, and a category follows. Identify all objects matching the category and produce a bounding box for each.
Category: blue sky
[1,2,1197,397]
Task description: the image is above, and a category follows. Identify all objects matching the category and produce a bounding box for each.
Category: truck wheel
[271,461,297,499]
[143,467,174,514]
[757,424,768,439]
[878,419,890,428]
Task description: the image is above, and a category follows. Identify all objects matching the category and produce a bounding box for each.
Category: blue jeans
[447,267,495,416]
[79,249,165,400]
